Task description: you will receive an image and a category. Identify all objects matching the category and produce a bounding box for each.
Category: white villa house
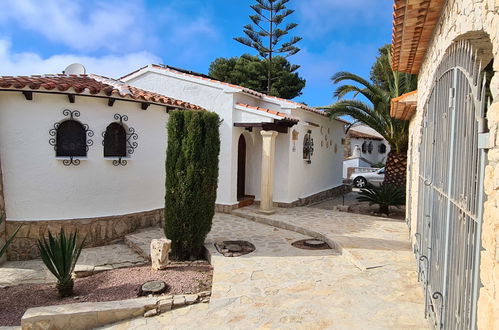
[121,65,347,211]
[343,124,390,178]
[0,65,346,260]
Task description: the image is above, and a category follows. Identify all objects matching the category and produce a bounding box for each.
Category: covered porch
[232,103,298,214]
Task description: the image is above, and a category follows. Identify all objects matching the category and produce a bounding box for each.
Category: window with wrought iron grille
[49,109,93,166]
[103,123,127,157]
[102,114,138,166]
[378,143,386,154]
[361,141,367,153]
[56,120,87,157]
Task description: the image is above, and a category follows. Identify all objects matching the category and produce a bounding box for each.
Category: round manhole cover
[138,280,168,296]
[215,240,255,257]
[225,243,243,252]
[304,239,327,248]
[292,239,332,250]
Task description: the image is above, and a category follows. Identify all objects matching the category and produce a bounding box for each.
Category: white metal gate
[414,42,490,329]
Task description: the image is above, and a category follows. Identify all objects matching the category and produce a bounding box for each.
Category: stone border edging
[20,291,210,330]
[231,210,367,271]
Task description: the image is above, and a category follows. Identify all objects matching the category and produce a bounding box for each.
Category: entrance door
[414,41,489,329]
[237,134,246,200]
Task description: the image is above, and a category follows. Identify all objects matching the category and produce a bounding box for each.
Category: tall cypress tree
[234,0,301,94]
[164,110,220,260]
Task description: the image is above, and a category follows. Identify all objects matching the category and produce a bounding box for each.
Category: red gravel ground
[0,262,213,326]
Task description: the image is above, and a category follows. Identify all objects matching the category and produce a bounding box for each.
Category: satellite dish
[63,63,86,75]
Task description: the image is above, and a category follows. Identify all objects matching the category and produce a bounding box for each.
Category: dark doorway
[237,134,246,200]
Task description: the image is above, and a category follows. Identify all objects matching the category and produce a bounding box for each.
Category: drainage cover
[304,239,327,248]
[138,280,168,296]
[292,239,331,250]
[215,240,255,257]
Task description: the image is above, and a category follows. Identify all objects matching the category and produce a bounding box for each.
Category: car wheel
[353,177,367,188]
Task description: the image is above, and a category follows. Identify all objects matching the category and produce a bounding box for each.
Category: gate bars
[414,41,489,330]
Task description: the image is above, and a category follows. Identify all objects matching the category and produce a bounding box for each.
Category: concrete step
[124,227,164,260]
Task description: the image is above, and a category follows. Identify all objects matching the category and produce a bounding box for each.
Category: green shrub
[357,184,405,215]
[0,216,21,259]
[164,110,220,260]
[37,229,86,297]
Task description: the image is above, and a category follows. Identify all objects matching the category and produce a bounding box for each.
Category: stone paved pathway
[104,210,426,329]
[0,243,147,287]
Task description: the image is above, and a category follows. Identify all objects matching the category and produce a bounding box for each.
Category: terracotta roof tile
[236,103,299,122]
[390,90,417,120]
[348,130,383,140]
[0,74,205,111]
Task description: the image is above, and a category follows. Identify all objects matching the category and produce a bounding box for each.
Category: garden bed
[0,262,212,326]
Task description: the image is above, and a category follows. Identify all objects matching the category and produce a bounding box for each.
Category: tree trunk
[383,151,407,187]
[57,279,74,298]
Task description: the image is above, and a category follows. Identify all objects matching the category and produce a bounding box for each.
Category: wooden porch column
[259,130,278,214]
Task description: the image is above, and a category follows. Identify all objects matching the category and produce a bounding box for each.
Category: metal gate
[414,41,490,329]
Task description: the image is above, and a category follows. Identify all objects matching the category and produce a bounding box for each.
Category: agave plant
[357,183,406,215]
[37,229,86,297]
[0,216,21,258]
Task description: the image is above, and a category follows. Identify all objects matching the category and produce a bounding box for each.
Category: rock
[184,294,199,305]
[173,296,186,307]
[157,298,173,312]
[198,291,211,298]
[150,238,171,270]
[335,205,351,212]
[144,309,158,318]
[139,281,168,296]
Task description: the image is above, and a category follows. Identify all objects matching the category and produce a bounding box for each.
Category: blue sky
[0,0,393,106]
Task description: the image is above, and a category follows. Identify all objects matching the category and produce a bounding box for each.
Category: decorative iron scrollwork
[303,130,314,164]
[63,157,80,166]
[431,291,444,329]
[49,109,93,166]
[102,114,138,166]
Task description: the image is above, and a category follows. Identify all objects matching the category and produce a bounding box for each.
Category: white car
[351,168,385,188]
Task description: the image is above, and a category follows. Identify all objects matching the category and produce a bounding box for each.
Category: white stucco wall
[125,70,237,206]
[287,110,345,202]
[348,137,389,164]
[0,91,168,221]
[342,158,371,178]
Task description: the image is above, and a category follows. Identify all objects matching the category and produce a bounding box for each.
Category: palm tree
[322,48,417,186]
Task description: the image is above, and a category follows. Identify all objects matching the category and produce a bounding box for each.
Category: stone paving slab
[0,243,148,287]
[103,211,427,329]
[233,205,412,270]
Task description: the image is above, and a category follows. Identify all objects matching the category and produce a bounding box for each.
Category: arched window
[56,120,87,157]
[102,114,138,166]
[104,123,126,157]
[379,143,387,154]
[303,130,314,163]
[49,110,93,166]
[368,141,373,154]
[361,141,367,153]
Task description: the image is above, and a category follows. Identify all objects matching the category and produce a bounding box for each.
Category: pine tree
[234,0,301,94]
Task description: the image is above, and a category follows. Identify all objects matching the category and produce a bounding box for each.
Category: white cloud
[0,0,150,52]
[0,39,161,78]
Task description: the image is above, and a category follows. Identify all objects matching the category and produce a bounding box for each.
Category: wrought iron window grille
[303,130,314,164]
[49,109,93,166]
[102,114,138,166]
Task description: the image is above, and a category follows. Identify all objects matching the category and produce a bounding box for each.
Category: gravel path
[0,262,212,326]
